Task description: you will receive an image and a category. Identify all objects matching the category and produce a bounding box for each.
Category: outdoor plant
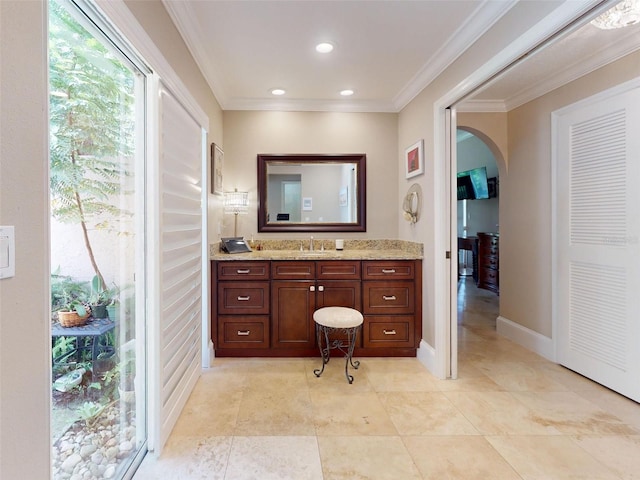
[77,401,106,427]
[58,291,89,318]
[51,268,90,313]
[51,336,76,363]
[88,275,110,305]
[49,0,134,291]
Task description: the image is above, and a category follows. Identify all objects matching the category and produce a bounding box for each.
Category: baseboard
[416,339,437,376]
[497,315,555,361]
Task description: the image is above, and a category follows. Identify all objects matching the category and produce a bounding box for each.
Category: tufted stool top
[313,306,363,329]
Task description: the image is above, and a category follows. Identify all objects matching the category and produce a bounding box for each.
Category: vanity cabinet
[477,233,499,294]
[215,262,270,349]
[212,258,421,357]
[362,261,418,349]
[271,261,361,349]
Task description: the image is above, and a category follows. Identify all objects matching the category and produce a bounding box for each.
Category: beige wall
[0,1,51,478]
[398,2,560,347]
[124,0,224,246]
[501,48,640,337]
[222,111,399,240]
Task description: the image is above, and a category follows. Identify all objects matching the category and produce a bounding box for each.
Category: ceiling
[163,0,640,113]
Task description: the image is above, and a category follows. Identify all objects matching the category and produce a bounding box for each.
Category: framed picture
[405,139,424,179]
[211,143,224,195]
[302,197,313,211]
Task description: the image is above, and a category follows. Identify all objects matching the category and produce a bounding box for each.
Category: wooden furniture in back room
[476,232,499,294]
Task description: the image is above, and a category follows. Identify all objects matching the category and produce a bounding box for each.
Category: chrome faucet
[309,236,314,251]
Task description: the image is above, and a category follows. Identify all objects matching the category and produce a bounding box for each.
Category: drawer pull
[237,295,250,301]
[382,295,397,301]
[381,269,396,274]
[236,269,250,274]
[237,330,250,336]
[383,329,397,335]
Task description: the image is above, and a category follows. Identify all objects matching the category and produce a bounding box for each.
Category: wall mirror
[257,154,366,232]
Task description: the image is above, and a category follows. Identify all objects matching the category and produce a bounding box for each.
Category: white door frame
[432,0,602,378]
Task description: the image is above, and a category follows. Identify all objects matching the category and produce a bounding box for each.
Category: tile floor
[134,277,640,479]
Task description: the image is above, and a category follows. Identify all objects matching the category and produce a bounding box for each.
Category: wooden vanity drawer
[363,316,414,348]
[316,260,361,279]
[218,281,270,314]
[362,281,414,314]
[218,262,269,280]
[271,261,315,279]
[362,261,415,280]
[219,316,269,348]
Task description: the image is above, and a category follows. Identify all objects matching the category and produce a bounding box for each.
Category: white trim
[94,0,209,132]
[446,108,457,380]
[145,73,161,453]
[201,129,212,369]
[416,340,438,376]
[505,38,640,111]
[497,316,555,362]
[433,0,601,379]
[393,0,519,111]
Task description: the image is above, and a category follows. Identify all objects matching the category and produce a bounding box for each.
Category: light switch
[0,226,15,279]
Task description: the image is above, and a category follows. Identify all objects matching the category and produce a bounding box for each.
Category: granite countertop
[210,239,423,261]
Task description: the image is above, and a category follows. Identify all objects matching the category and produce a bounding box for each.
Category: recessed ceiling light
[271,88,286,96]
[315,42,334,53]
[340,89,354,96]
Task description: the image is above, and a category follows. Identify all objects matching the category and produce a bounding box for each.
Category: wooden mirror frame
[257,153,367,232]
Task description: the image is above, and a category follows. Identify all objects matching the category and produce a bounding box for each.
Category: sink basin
[299,251,329,257]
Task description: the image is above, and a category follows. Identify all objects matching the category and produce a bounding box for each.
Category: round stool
[313,306,363,384]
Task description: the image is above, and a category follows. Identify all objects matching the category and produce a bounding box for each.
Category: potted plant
[93,349,115,376]
[57,290,91,327]
[88,275,112,319]
[102,283,122,321]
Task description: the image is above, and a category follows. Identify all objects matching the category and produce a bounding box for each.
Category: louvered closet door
[157,83,203,448]
[554,80,640,402]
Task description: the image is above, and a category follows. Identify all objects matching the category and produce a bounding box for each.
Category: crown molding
[503,28,640,111]
[164,0,518,113]
[162,0,227,109]
[223,98,398,113]
[392,0,519,111]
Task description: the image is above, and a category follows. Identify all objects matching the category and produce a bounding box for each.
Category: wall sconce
[224,189,249,237]
[402,183,422,225]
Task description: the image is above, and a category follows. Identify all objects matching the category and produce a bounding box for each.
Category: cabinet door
[317,280,363,347]
[271,280,316,349]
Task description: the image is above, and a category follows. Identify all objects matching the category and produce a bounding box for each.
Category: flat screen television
[457,166,489,200]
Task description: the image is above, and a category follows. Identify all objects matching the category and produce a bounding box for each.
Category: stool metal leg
[314,324,361,384]
[314,323,331,378]
[344,327,361,383]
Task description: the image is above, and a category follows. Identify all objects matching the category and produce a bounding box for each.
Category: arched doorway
[455,127,504,370]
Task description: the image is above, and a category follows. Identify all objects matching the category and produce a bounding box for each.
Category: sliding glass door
[49,0,147,478]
